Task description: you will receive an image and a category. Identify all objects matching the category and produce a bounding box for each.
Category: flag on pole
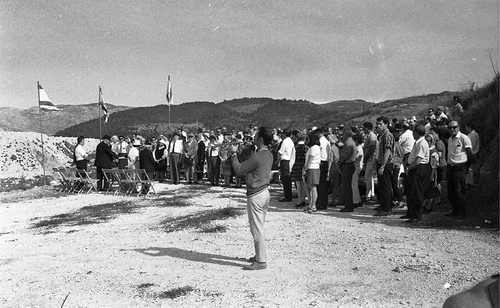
[99,87,109,123]
[38,84,59,111]
[166,75,172,105]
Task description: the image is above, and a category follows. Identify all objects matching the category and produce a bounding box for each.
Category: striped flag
[99,87,109,123]
[166,75,172,105]
[38,84,59,111]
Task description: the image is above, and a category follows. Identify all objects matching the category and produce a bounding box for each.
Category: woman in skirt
[302,131,321,213]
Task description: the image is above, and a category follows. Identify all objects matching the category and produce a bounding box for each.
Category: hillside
[0,104,132,135]
[320,99,374,112]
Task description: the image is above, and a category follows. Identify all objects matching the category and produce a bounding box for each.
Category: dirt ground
[0,183,498,308]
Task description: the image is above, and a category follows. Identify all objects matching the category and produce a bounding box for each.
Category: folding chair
[122,169,143,197]
[52,167,68,192]
[78,168,99,194]
[134,169,157,198]
[102,168,120,195]
[61,167,84,193]
[111,169,133,196]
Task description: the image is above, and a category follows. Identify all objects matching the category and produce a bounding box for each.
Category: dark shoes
[373,206,382,211]
[243,262,267,270]
[404,218,422,223]
[339,208,354,212]
[295,201,306,208]
[328,203,337,207]
[279,198,292,202]
[353,202,363,208]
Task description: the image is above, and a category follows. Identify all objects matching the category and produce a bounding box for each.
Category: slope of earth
[0,104,132,135]
[0,184,498,308]
[0,132,99,180]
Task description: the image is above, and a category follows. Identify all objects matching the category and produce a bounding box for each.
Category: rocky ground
[0,183,498,308]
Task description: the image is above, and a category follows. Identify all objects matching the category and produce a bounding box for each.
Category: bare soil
[0,183,498,308]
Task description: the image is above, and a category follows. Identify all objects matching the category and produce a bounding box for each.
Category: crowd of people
[73,95,479,223]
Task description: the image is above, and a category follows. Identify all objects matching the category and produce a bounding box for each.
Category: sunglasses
[450,126,459,129]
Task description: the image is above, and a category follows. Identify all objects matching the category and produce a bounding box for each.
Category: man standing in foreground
[94,135,119,191]
[277,129,294,202]
[446,120,472,219]
[374,116,395,216]
[230,127,274,270]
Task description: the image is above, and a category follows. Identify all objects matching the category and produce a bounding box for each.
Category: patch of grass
[0,186,64,203]
[0,176,54,193]
[156,286,195,299]
[137,282,157,289]
[160,207,244,233]
[31,200,139,232]
[151,195,193,207]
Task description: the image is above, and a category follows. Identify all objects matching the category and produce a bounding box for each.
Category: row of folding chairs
[102,168,157,198]
[52,166,98,194]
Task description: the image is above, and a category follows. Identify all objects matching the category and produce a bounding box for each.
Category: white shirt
[278,137,294,160]
[399,129,415,155]
[128,147,140,167]
[167,139,183,154]
[305,145,321,170]
[319,136,331,161]
[468,130,480,155]
[74,144,87,161]
[448,131,472,164]
[408,137,430,165]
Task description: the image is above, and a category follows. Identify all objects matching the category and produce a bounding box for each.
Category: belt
[449,162,466,167]
[170,152,181,154]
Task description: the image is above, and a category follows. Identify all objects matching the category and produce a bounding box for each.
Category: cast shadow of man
[134,247,245,268]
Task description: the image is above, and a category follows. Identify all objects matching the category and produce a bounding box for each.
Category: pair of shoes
[404,217,422,223]
[328,203,336,207]
[248,255,256,262]
[400,215,413,219]
[303,207,310,213]
[339,208,354,212]
[373,206,382,211]
[295,201,306,208]
[307,208,317,214]
[279,198,292,202]
[444,212,458,217]
[353,202,362,208]
[374,211,392,216]
[243,262,267,270]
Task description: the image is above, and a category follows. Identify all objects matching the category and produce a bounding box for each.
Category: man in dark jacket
[94,135,119,191]
[139,144,156,193]
[195,133,206,184]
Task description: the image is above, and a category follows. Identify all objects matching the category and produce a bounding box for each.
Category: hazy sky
[1,0,498,109]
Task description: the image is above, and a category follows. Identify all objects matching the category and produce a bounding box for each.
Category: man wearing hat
[94,135,119,191]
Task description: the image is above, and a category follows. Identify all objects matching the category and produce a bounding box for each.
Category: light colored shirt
[128,147,140,168]
[319,136,331,161]
[355,144,364,172]
[278,137,294,160]
[74,144,87,161]
[305,145,321,170]
[448,131,472,164]
[408,137,430,165]
[468,130,480,155]
[207,142,219,157]
[363,131,377,161]
[168,139,183,154]
[399,129,415,155]
[232,149,273,197]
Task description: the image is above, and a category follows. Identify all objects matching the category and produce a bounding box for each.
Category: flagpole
[167,75,171,133]
[99,86,102,140]
[37,81,47,186]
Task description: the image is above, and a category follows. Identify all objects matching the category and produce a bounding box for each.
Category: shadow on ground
[133,246,246,267]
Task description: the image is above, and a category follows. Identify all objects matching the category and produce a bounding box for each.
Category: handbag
[156,160,166,169]
[425,174,441,199]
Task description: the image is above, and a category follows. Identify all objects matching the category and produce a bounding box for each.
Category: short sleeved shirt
[377,130,395,165]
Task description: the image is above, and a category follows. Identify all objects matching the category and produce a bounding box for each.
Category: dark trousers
[447,163,468,216]
[406,164,432,219]
[169,153,181,184]
[280,160,292,199]
[195,159,205,183]
[317,161,329,206]
[340,163,355,210]
[208,156,221,185]
[96,166,108,191]
[377,164,393,212]
[118,158,128,169]
[391,166,403,202]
